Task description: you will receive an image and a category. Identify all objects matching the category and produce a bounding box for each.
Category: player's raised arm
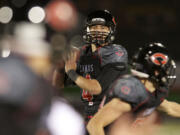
[157,99,180,117]
[65,43,129,95]
[52,45,80,89]
[87,98,131,135]
[65,50,102,95]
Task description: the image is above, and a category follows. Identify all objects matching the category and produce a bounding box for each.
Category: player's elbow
[91,87,101,95]
[86,120,94,134]
[89,80,102,95]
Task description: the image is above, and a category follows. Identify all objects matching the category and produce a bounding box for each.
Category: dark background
[0,0,180,60]
[0,0,180,90]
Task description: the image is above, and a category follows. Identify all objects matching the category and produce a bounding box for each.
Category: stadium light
[28,6,45,23]
[0,6,13,24]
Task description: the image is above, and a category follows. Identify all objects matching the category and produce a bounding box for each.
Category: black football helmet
[83,10,116,45]
[131,43,176,88]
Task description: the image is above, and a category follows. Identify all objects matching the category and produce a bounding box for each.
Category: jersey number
[82,74,93,101]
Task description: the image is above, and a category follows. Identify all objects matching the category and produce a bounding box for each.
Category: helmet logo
[92,18,105,23]
[150,53,168,65]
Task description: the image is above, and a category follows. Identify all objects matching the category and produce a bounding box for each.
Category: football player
[0,23,52,135]
[7,22,84,135]
[87,43,179,135]
[54,10,129,122]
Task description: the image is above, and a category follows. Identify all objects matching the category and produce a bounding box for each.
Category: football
[45,0,77,31]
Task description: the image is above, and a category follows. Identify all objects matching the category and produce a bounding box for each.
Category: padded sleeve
[109,76,150,111]
[99,44,128,67]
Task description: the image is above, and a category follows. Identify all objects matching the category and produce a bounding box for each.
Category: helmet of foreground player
[131,43,176,88]
[83,10,116,45]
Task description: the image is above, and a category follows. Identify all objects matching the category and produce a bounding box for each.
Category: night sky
[0,0,180,61]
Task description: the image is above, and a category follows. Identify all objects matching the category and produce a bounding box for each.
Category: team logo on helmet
[150,53,168,65]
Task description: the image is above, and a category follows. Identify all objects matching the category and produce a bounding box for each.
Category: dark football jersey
[100,75,167,134]
[97,44,129,93]
[106,74,170,113]
[76,45,102,119]
[76,45,101,79]
[76,44,129,121]
[107,75,152,112]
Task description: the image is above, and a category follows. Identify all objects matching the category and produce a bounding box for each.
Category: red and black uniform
[101,74,169,131]
[105,74,169,114]
[76,45,101,122]
[76,44,129,122]
[106,75,154,112]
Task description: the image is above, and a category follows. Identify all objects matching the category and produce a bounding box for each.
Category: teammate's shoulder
[111,75,146,99]
[110,75,149,110]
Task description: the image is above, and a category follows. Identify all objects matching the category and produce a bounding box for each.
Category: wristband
[67,70,79,82]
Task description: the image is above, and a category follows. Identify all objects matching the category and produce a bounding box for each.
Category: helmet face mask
[83,10,116,45]
[131,43,176,88]
[86,25,110,44]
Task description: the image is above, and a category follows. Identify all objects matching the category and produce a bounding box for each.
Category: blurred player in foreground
[0,22,85,135]
[54,10,129,123]
[87,43,180,135]
[0,22,52,135]
[0,52,52,135]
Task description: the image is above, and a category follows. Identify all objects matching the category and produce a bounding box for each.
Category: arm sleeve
[110,77,150,111]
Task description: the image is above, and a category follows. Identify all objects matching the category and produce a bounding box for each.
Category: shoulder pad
[110,76,149,110]
[98,44,128,67]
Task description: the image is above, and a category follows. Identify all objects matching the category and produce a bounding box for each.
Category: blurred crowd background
[0,0,180,134]
[1,0,179,94]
